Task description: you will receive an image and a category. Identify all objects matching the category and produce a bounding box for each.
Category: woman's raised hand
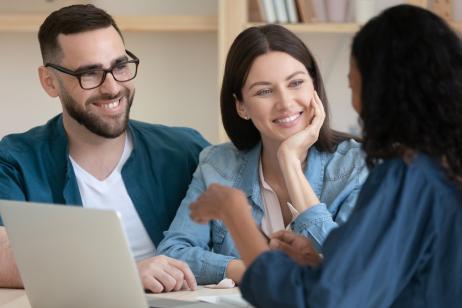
[277,91,326,164]
[189,183,248,224]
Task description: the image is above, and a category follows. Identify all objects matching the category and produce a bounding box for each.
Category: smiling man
[0,4,208,293]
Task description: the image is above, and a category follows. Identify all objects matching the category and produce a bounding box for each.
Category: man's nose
[99,72,120,96]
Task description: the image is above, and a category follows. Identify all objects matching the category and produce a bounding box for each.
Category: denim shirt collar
[305,145,326,198]
[234,141,326,216]
[235,142,264,213]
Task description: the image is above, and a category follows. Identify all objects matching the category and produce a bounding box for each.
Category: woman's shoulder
[322,139,366,176]
[199,142,244,162]
[197,142,256,180]
[410,154,462,201]
[334,138,363,156]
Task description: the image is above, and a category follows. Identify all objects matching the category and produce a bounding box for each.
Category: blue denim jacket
[157,139,368,284]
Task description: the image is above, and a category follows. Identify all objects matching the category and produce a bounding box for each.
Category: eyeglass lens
[80,62,137,89]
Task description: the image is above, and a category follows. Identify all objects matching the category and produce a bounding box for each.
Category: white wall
[0,0,220,142]
[1,0,461,142]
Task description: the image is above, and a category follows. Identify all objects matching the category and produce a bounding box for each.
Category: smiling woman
[156,24,368,285]
[235,51,315,150]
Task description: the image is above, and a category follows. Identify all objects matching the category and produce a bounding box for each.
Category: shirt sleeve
[290,163,368,250]
[240,251,317,308]
[240,164,390,308]
[0,148,26,226]
[156,150,236,285]
[242,157,462,308]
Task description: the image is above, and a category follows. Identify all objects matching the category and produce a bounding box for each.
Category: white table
[0,286,242,308]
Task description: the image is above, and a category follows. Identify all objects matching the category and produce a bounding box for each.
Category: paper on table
[203,278,235,289]
[198,293,253,307]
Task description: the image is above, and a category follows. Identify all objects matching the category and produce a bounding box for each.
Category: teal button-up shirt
[0,114,208,246]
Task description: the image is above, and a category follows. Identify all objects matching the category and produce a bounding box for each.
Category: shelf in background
[0,14,458,34]
[248,21,462,34]
[0,15,217,32]
[116,15,217,32]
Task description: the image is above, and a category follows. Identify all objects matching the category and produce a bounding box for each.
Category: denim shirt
[156,139,368,284]
[240,155,462,308]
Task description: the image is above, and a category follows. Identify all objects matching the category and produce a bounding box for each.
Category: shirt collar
[304,146,325,198]
[235,142,264,211]
[233,142,326,211]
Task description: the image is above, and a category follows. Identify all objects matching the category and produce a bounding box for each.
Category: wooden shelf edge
[116,15,217,32]
[248,21,462,34]
[0,15,218,32]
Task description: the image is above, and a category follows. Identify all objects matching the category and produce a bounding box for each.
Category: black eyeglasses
[45,50,140,90]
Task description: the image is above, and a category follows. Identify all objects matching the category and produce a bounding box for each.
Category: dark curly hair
[221,24,352,152]
[352,5,462,182]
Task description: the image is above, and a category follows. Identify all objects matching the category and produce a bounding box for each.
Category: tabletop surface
[0,286,242,308]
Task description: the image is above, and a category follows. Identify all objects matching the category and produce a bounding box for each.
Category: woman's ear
[38,66,59,97]
[234,95,250,120]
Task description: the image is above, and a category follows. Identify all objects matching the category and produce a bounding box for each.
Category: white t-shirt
[70,134,156,261]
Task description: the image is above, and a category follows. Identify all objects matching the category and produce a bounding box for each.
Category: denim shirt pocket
[211,220,227,252]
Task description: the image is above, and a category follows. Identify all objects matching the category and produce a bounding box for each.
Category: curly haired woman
[190,5,462,307]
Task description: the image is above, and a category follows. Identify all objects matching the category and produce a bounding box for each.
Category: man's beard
[61,88,134,139]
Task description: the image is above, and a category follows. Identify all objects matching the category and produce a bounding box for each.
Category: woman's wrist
[222,198,251,227]
[277,148,303,171]
[225,259,246,284]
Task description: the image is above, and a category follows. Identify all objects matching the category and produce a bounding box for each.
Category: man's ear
[234,96,249,120]
[38,66,59,97]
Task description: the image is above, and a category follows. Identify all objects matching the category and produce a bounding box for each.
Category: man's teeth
[101,100,120,109]
[275,113,300,124]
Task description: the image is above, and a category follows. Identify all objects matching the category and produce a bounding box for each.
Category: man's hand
[137,255,197,293]
[269,230,322,267]
[0,227,23,288]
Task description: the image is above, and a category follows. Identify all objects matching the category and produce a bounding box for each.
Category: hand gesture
[277,91,326,164]
[190,183,248,224]
[269,230,322,267]
[137,255,197,293]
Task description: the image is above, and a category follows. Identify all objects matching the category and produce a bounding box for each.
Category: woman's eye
[255,88,272,96]
[289,79,304,87]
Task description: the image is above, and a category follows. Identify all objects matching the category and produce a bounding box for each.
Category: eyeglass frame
[44,50,140,90]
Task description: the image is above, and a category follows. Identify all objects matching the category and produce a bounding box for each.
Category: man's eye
[115,63,129,70]
[81,70,99,77]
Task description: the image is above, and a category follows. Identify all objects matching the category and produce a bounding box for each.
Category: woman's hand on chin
[277,91,326,166]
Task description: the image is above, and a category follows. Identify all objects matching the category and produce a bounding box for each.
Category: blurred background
[0,0,461,143]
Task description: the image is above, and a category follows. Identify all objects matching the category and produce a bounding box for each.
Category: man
[0,4,208,293]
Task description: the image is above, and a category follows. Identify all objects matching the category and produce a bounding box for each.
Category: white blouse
[259,160,300,237]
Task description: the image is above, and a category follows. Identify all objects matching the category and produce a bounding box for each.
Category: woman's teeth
[274,112,301,124]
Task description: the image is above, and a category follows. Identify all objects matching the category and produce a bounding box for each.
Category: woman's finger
[314,91,326,120]
[309,92,325,130]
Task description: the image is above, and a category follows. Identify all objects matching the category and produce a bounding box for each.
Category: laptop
[0,200,205,308]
